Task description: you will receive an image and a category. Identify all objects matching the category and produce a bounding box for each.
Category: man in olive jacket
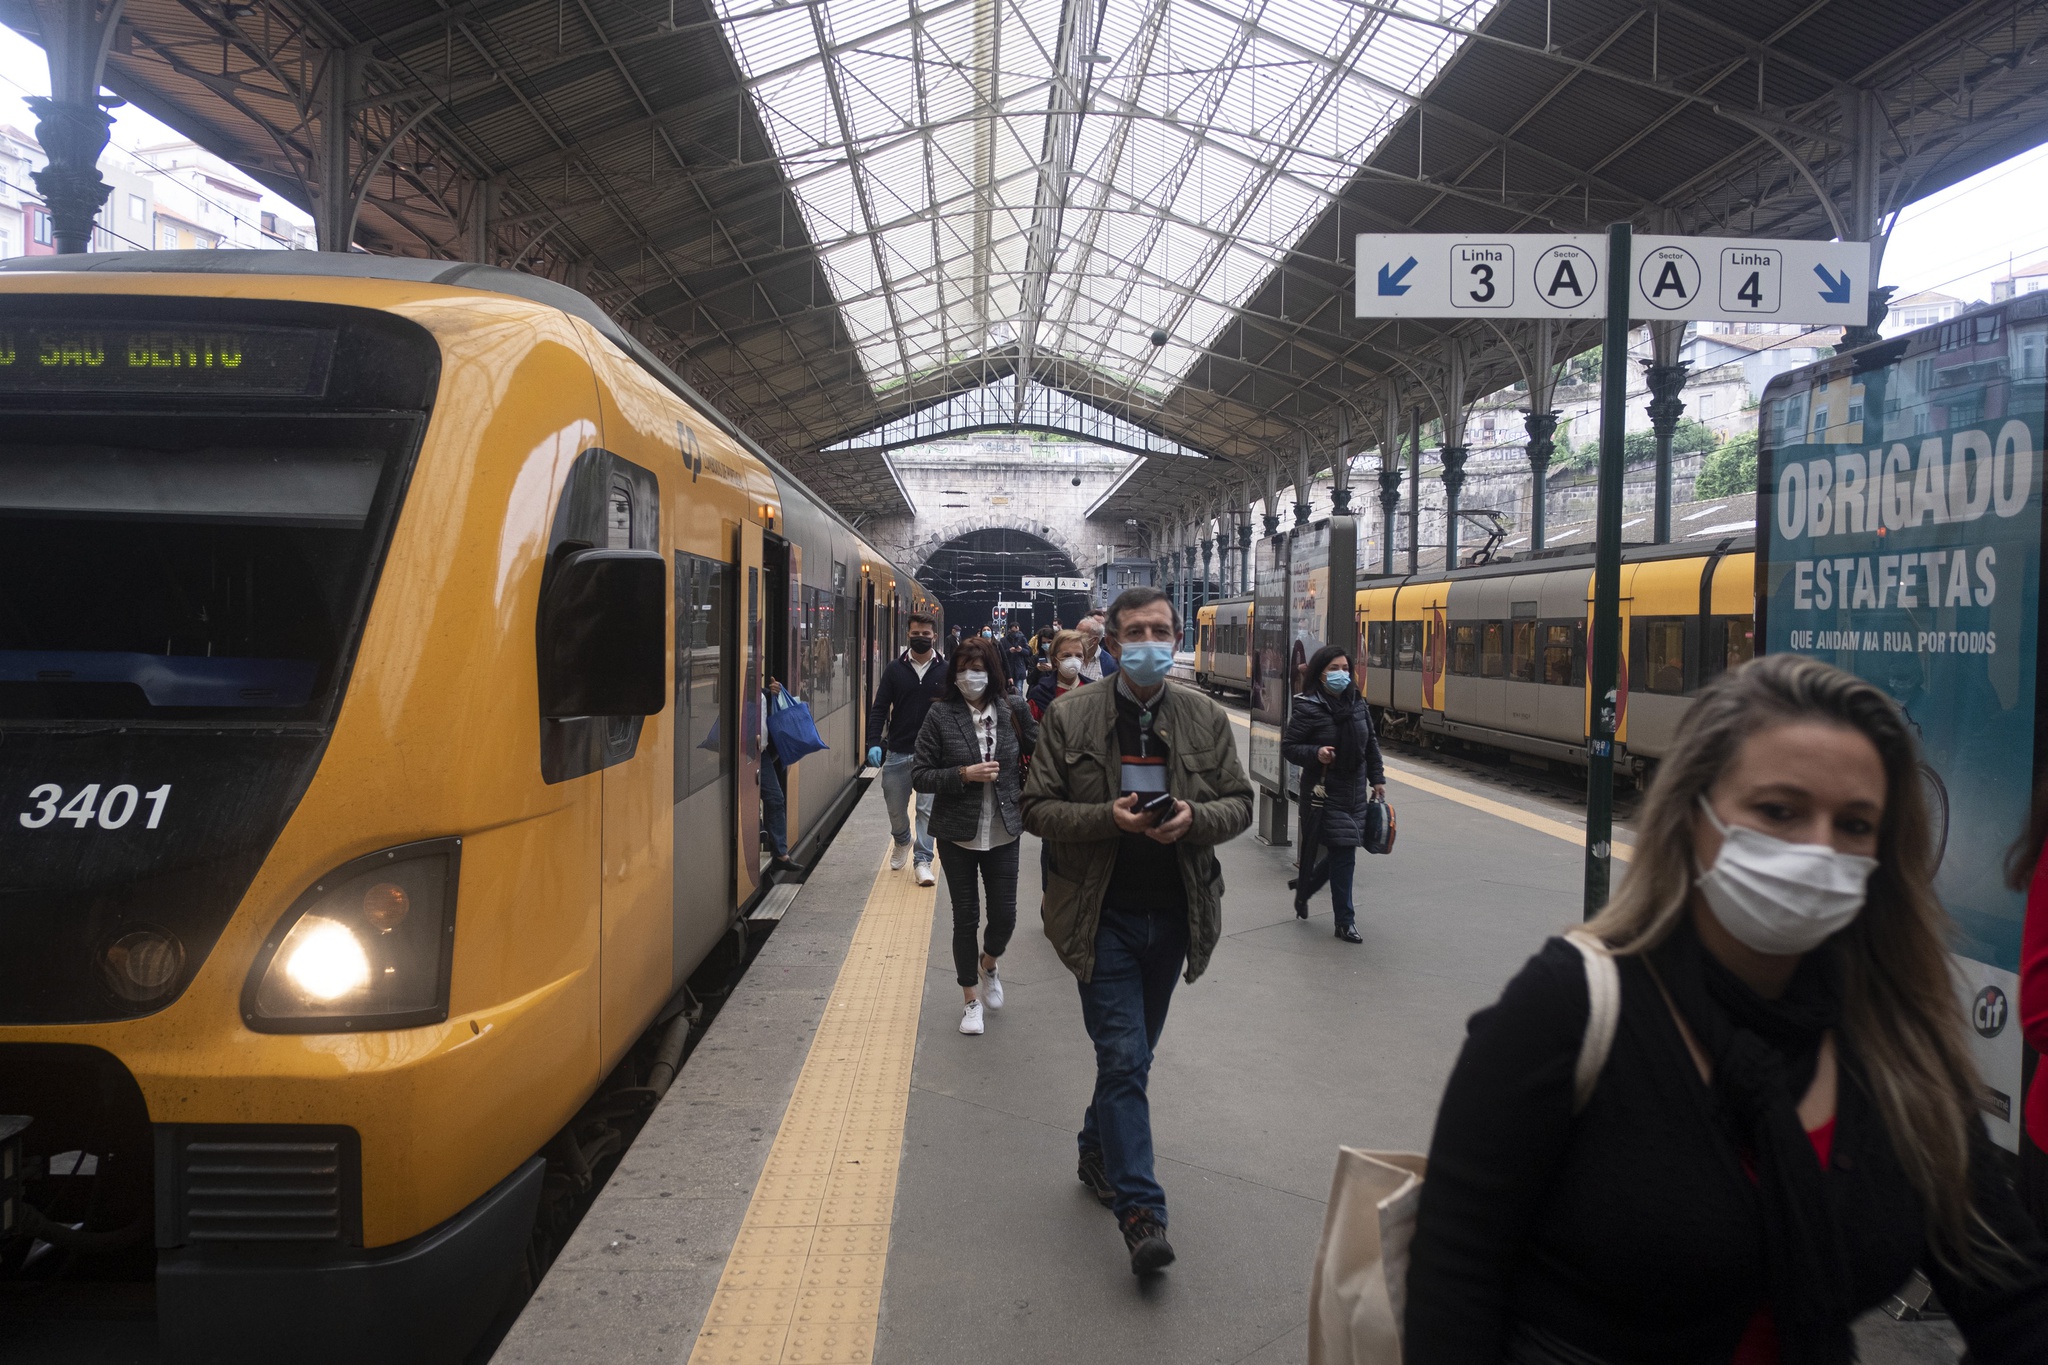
[1021,585,1252,1275]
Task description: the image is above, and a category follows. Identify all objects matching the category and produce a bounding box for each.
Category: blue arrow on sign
[1378,256,1418,296]
[1813,263,1852,305]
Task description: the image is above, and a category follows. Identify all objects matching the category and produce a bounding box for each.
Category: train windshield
[0,412,420,721]
[0,302,438,725]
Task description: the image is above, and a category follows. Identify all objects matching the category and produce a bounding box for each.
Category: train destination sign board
[1354,233,1870,325]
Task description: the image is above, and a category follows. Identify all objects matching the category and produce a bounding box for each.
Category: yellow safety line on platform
[1223,708,1632,862]
[687,847,933,1365]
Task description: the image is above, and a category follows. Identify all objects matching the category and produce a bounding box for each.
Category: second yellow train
[1195,535,1757,780]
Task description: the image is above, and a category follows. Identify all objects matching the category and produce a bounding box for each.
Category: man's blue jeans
[1077,904,1188,1223]
[880,750,934,866]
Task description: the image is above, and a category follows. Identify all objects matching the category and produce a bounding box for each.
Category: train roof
[0,250,913,586]
[1357,530,1754,589]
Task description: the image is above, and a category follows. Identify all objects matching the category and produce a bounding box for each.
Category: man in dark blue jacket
[866,613,945,884]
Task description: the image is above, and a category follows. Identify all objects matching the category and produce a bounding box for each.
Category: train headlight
[244,838,461,1032]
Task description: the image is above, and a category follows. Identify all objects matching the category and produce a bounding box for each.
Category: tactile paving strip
[688,846,934,1365]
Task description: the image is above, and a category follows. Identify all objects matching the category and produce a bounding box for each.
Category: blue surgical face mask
[1120,641,1174,686]
[1324,671,1351,694]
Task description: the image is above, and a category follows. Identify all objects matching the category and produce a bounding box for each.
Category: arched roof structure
[7,0,2047,534]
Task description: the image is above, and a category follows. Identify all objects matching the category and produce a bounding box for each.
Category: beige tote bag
[1308,931,1618,1365]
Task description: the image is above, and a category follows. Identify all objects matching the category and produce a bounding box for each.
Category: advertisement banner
[1761,329,2044,1149]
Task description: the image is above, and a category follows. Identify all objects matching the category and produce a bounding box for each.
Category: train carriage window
[1450,623,1480,676]
[1199,623,1212,654]
[1540,622,1575,686]
[1395,621,1422,671]
[674,554,730,798]
[1509,620,1537,682]
[1637,617,1693,695]
[1366,621,1389,669]
[1480,622,1505,679]
[1717,614,1756,676]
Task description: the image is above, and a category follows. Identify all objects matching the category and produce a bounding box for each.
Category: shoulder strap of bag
[1563,929,1620,1115]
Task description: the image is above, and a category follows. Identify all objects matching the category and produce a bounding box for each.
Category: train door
[673,544,736,987]
[862,577,877,751]
[736,522,764,901]
[600,471,674,1068]
[765,527,794,847]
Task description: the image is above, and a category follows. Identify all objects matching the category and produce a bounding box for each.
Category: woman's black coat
[910,694,1038,843]
[1281,689,1385,848]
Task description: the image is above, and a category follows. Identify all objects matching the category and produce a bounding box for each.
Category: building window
[161,225,177,249]
[31,209,51,246]
[129,193,146,221]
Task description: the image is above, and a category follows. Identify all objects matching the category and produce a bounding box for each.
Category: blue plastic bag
[766,690,828,765]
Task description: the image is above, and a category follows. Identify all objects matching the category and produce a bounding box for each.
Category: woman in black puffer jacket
[1281,643,1386,943]
[912,636,1039,1035]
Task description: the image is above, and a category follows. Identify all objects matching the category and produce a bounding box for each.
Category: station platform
[495,700,1966,1365]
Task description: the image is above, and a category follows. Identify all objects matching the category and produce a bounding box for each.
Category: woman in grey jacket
[1281,643,1386,943]
[912,636,1039,1034]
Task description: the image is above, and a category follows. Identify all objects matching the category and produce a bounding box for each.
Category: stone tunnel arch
[914,526,1093,636]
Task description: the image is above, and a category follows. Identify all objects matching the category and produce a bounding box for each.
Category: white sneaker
[890,843,909,871]
[915,863,936,887]
[959,1001,984,1035]
[978,961,1003,1010]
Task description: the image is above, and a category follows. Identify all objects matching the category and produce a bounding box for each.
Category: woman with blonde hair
[1027,628,1091,721]
[1406,653,2048,1363]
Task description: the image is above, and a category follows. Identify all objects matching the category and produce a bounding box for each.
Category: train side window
[1540,622,1572,686]
[1366,621,1389,669]
[1509,620,1537,682]
[1396,621,1422,670]
[1640,617,1692,695]
[1718,614,1756,674]
[675,554,731,799]
[606,480,634,549]
[1480,622,1504,678]
[1450,623,1479,676]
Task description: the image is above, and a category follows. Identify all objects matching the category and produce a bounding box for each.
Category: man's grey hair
[1105,585,1181,637]
[1077,616,1104,638]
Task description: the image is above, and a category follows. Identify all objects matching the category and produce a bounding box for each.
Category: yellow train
[1357,538,1756,777]
[0,253,936,1362]
[1195,538,1758,780]
[1192,595,1254,695]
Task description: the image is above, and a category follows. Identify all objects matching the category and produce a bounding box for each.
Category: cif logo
[1973,985,2009,1039]
[678,422,703,481]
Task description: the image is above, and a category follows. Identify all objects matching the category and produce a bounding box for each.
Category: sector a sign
[1354,233,1870,326]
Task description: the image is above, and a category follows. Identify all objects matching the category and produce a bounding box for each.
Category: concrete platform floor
[499,695,1965,1365]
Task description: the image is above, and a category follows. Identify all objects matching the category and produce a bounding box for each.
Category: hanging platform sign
[1354,233,1869,325]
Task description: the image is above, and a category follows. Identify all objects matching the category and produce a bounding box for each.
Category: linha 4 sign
[1354,233,1869,325]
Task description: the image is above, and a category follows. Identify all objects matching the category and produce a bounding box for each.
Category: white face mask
[1695,799,1877,956]
[959,670,989,701]
[1057,656,1082,679]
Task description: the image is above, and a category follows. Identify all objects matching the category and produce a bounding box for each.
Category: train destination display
[0,320,334,396]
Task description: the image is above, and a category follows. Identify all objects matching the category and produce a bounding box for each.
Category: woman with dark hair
[912,636,1038,1036]
[2012,777,2048,1230]
[1281,643,1385,943]
[1406,653,2048,1363]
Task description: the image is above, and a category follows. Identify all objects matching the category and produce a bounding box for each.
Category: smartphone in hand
[1135,791,1176,825]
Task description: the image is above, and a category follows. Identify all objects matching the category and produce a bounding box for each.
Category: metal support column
[28,0,126,255]
[1330,411,1354,515]
[1585,223,1632,917]
[1442,446,1469,569]
[1523,411,1559,551]
[1237,516,1253,594]
[1841,87,1894,350]
[1378,455,1402,576]
[1406,406,1422,575]
[1294,432,1314,528]
[1644,320,1688,544]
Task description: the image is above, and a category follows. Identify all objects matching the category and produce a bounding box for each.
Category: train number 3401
[18,783,171,830]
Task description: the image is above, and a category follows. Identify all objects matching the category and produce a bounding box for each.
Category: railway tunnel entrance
[915,527,1091,637]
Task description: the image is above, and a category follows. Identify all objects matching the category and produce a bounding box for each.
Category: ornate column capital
[1641,362,1691,436]
[1440,445,1469,499]
[27,96,114,255]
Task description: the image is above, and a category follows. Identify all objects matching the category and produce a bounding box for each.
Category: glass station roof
[717,0,1498,399]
